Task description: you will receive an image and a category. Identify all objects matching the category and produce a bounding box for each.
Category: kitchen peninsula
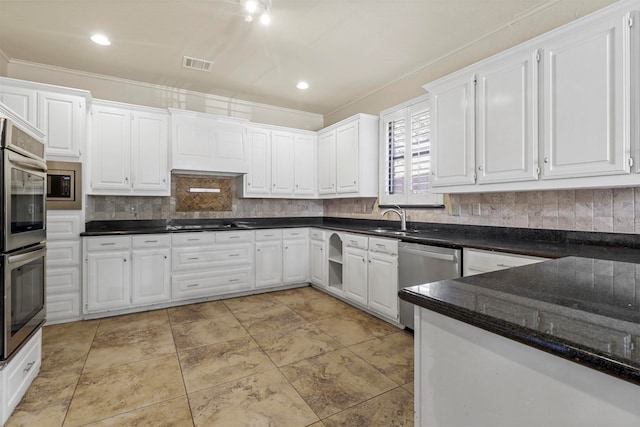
[399,257,640,426]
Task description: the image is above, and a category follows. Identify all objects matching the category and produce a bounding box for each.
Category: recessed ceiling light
[90,34,111,46]
[296,81,309,90]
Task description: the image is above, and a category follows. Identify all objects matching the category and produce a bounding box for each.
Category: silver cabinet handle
[188,257,199,260]
[187,283,199,288]
[496,263,515,268]
[187,238,200,241]
[478,165,483,171]
[544,157,549,163]
[100,242,116,246]
[229,236,240,239]
[144,240,158,243]
[229,279,240,283]
[229,254,240,257]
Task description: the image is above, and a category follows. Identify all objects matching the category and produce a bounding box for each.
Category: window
[379,96,443,206]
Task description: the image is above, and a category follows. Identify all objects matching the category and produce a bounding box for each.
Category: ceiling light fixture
[90,34,111,46]
[296,81,309,90]
[239,0,272,26]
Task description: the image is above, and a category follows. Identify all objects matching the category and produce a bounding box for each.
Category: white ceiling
[0,0,617,116]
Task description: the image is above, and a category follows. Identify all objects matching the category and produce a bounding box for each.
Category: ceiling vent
[182,56,213,72]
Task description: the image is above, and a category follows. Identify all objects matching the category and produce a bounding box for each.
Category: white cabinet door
[318,130,336,194]
[271,131,294,195]
[255,240,283,288]
[343,247,368,306]
[335,121,359,193]
[429,74,476,187]
[309,240,326,286]
[245,127,271,195]
[212,121,248,172]
[37,92,85,158]
[294,133,316,196]
[0,86,37,126]
[131,248,170,305]
[91,105,131,191]
[541,11,631,179]
[367,251,398,320]
[131,110,169,193]
[86,250,131,312]
[171,115,211,171]
[283,239,308,284]
[476,49,539,184]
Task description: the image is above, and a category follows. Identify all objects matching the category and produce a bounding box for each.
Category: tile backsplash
[86,176,324,221]
[324,188,640,234]
[87,182,640,235]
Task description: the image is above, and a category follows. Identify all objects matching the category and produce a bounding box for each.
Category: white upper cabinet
[131,110,169,192]
[90,100,169,196]
[242,125,316,199]
[0,77,91,160]
[424,2,640,193]
[170,109,248,174]
[427,73,476,188]
[244,127,272,195]
[90,104,131,192]
[294,133,316,196]
[38,92,87,159]
[317,130,337,194]
[540,10,632,179]
[0,84,37,126]
[476,48,539,184]
[271,131,295,195]
[317,114,379,198]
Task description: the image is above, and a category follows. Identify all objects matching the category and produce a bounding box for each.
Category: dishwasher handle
[400,246,459,263]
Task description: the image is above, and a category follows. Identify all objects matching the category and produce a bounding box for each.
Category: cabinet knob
[163,178,166,183]
[478,165,483,171]
[362,258,365,263]
[124,259,127,262]
[248,182,251,186]
[353,180,356,184]
[544,157,549,163]
[125,177,129,182]
[164,255,167,259]
[273,183,276,187]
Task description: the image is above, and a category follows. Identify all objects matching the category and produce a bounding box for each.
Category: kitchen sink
[368,228,420,236]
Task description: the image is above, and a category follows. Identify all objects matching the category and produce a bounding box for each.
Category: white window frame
[379,95,444,207]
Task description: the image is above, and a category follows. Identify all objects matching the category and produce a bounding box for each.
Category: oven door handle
[8,245,47,266]
[8,151,48,173]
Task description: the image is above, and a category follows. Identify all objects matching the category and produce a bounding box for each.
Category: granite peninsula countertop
[399,257,640,385]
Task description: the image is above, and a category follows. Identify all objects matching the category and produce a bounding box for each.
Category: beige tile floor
[7,285,414,427]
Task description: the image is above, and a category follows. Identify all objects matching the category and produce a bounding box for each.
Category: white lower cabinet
[283,229,308,284]
[171,231,254,302]
[463,248,549,276]
[131,236,171,305]
[84,235,171,314]
[368,250,399,319]
[46,211,83,324]
[343,246,368,306]
[255,230,284,288]
[86,247,131,313]
[309,229,327,287]
[1,329,42,426]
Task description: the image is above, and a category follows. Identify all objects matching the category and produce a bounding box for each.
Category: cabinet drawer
[46,266,81,294]
[172,267,253,300]
[172,232,216,247]
[46,292,81,323]
[368,237,398,255]
[309,229,326,241]
[283,228,307,239]
[463,248,548,276]
[172,244,253,272]
[4,329,41,414]
[344,233,368,250]
[255,229,282,241]
[132,234,171,249]
[216,230,253,243]
[46,240,81,266]
[86,236,131,251]
[46,213,82,240]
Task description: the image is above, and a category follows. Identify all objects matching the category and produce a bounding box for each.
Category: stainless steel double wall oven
[1,117,47,361]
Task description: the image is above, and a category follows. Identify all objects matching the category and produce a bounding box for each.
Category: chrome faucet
[381,206,407,231]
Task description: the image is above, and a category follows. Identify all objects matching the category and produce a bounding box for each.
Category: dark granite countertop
[82,217,640,262]
[399,257,640,385]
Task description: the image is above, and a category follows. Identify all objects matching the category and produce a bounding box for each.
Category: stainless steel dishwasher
[398,242,461,330]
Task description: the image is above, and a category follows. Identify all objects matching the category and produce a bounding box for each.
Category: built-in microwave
[46,161,82,210]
